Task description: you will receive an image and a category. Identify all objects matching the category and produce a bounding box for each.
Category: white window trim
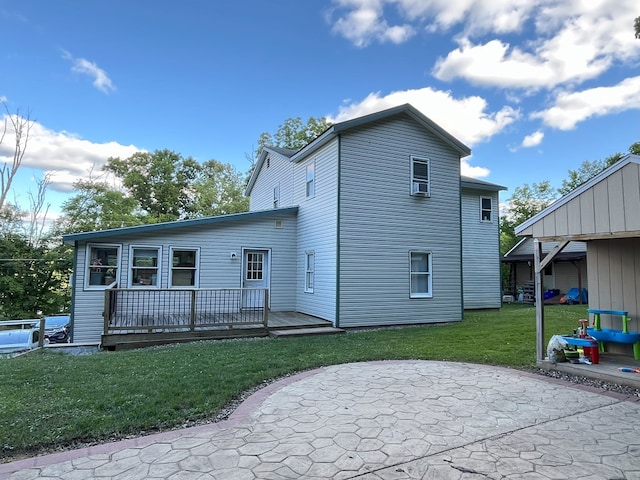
[306,160,315,199]
[128,245,162,288]
[409,251,433,298]
[410,156,430,197]
[169,247,200,288]
[480,196,492,222]
[85,243,122,290]
[273,184,280,209]
[305,250,315,293]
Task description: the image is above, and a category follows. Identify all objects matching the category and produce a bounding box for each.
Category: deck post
[263,289,269,328]
[103,290,111,335]
[190,290,196,331]
[38,317,45,348]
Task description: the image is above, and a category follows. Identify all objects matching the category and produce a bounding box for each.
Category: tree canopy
[252,116,332,161]
[500,142,640,259]
[57,150,250,234]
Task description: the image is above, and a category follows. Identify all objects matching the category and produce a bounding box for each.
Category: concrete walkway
[2,361,640,479]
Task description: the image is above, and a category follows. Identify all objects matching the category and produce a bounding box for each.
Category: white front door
[242,250,269,308]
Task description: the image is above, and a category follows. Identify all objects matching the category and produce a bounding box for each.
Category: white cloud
[329,87,519,148]
[328,0,415,47]
[461,158,490,178]
[329,0,640,92]
[432,0,640,90]
[327,0,540,46]
[531,76,640,130]
[0,115,141,193]
[328,87,520,179]
[62,50,116,94]
[521,130,544,148]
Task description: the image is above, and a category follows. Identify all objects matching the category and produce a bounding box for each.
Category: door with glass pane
[242,250,269,308]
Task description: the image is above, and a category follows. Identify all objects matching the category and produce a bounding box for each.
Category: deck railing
[103,288,269,335]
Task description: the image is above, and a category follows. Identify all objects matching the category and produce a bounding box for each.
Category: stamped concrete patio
[2,360,640,479]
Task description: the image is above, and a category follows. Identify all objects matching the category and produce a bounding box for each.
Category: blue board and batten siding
[337,115,463,327]
[293,140,339,322]
[461,188,501,309]
[70,213,297,344]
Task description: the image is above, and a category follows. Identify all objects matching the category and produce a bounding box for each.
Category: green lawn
[0,304,586,461]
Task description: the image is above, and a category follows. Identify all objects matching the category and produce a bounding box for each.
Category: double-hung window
[410,251,432,298]
[170,248,199,287]
[480,197,492,222]
[306,161,315,198]
[411,157,430,196]
[305,251,315,293]
[130,246,160,287]
[87,244,120,288]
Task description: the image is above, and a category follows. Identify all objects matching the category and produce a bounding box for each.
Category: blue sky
[1,0,639,221]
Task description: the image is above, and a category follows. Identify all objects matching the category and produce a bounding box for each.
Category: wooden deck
[267,311,333,329]
[102,311,334,350]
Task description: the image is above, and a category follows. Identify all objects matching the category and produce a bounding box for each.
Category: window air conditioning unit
[413,182,428,195]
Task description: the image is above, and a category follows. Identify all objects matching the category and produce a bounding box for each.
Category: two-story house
[63,104,505,344]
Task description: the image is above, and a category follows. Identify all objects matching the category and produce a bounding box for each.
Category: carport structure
[515,154,640,363]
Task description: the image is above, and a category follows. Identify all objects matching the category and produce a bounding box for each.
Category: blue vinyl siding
[294,140,339,322]
[461,189,502,309]
[337,114,463,327]
[71,212,297,343]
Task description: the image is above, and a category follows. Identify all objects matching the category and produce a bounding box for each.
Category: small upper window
[306,161,315,198]
[87,244,120,288]
[273,184,280,208]
[481,197,492,222]
[130,246,160,287]
[411,157,430,196]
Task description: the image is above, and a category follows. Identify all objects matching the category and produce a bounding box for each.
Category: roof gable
[515,154,640,239]
[246,104,471,195]
[290,103,470,163]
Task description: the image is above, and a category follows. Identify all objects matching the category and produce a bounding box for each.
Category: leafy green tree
[190,159,249,216]
[0,229,72,319]
[57,150,250,235]
[500,181,556,256]
[104,150,200,222]
[251,116,331,162]
[55,180,144,234]
[558,142,640,195]
[246,116,332,181]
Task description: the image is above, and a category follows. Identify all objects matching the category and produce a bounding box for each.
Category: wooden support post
[38,317,45,348]
[263,289,269,328]
[190,290,196,332]
[103,290,111,335]
[534,239,545,362]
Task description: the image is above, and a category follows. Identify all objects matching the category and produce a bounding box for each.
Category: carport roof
[515,154,640,241]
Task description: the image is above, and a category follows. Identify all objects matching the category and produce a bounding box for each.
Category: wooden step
[268,327,345,337]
